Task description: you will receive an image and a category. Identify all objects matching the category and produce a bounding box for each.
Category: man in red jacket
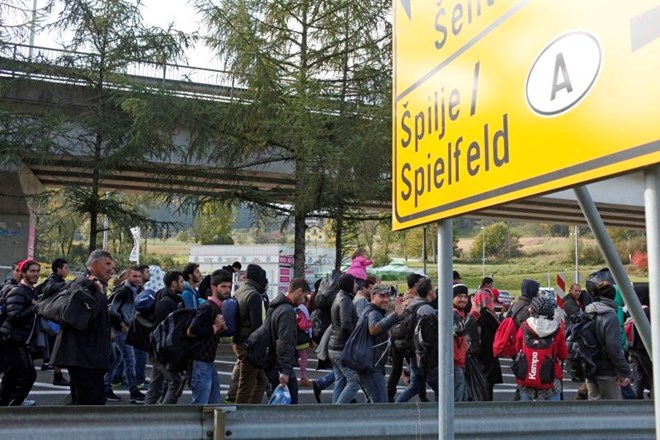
[453,284,481,401]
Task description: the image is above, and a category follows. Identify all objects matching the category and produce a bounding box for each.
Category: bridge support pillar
[0,163,44,279]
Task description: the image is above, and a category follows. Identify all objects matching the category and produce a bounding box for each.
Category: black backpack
[311,308,331,344]
[414,313,438,369]
[151,308,196,372]
[312,273,340,312]
[392,302,423,353]
[566,311,602,380]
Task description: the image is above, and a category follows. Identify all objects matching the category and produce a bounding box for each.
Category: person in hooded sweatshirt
[584,281,631,400]
[514,297,568,401]
[509,279,540,328]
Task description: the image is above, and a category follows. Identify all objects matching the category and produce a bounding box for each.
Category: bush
[631,251,648,271]
[580,243,605,265]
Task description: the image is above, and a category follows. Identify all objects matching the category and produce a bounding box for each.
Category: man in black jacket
[233,264,270,404]
[0,261,21,302]
[35,258,70,385]
[105,266,144,403]
[144,270,185,405]
[563,283,592,321]
[187,270,230,404]
[328,273,360,404]
[0,259,40,406]
[584,282,631,400]
[264,278,310,405]
[52,249,115,405]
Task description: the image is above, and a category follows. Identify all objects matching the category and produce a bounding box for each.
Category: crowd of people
[0,247,652,406]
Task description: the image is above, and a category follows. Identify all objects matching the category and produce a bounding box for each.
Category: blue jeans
[105,330,137,393]
[316,371,335,390]
[519,389,561,401]
[190,360,220,404]
[134,348,148,384]
[396,364,439,403]
[357,367,388,403]
[329,349,361,404]
[454,367,466,402]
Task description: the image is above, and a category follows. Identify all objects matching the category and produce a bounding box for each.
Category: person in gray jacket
[328,273,359,404]
[356,285,404,403]
[584,281,631,400]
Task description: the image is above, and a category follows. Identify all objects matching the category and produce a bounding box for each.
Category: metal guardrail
[214,401,656,440]
[0,401,654,440]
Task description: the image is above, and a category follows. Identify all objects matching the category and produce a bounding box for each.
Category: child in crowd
[296,301,313,387]
[345,248,373,289]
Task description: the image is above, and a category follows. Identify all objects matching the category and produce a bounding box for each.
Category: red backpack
[511,324,556,390]
[493,317,518,357]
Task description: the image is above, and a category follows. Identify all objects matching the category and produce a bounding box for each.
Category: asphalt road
[26,344,581,406]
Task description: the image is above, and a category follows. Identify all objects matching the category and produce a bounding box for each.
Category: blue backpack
[219,297,239,337]
[135,289,157,314]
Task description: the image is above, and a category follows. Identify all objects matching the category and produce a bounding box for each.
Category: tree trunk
[294,211,306,278]
[334,213,344,271]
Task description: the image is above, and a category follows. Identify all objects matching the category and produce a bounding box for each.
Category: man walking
[0,259,40,406]
[264,278,310,404]
[52,250,115,405]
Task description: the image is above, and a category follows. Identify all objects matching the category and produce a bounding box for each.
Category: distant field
[145,235,648,294]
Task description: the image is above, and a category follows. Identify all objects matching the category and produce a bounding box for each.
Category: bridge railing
[0,42,244,100]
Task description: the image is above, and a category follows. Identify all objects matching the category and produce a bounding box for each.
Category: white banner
[129,226,140,262]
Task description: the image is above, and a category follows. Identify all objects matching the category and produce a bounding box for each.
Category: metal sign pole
[574,186,652,356]
[643,166,660,440]
[437,219,454,440]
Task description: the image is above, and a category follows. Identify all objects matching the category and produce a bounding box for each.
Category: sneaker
[312,380,322,404]
[111,382,127,390]
[53,377,70,387]
[137,382,149,391]
[20,399,36,406]
[299,378,312,387]
[224,396,236,404]
[41,364,53,371]
[105,390,122,402]
[130,390,145,404]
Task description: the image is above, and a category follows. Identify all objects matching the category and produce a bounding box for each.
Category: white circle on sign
[526,31,602,116]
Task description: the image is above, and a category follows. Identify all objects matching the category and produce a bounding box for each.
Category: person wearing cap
[452,283,481,401]
[0,259,40,406]
[355,284,404,403]
[514,297,568,401]
[584,282,631,400]
[233,263,270,403]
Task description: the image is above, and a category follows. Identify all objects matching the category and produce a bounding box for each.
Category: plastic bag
[269,384,291,405]
[465,353,489,401]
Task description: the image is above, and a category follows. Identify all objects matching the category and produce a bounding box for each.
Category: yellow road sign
[392,0,660,230]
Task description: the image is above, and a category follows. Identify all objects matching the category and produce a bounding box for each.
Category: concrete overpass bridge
[0,43,650,265]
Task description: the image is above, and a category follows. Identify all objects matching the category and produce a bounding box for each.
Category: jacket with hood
[510,279,540,328]
[0,283,37,345]
[154,287,183,325]
[329,274,358,351]
[233,265,268,344]
[266,294,297,376]
[585,297,631,379]
[181,282,200,310]
[515,315,568,386]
